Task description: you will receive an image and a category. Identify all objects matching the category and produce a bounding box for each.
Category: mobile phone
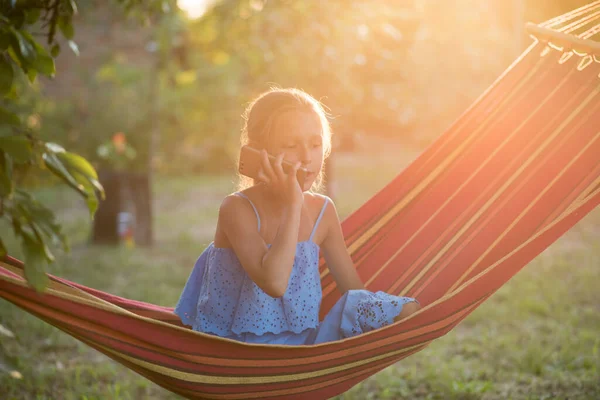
[238,145,307,188]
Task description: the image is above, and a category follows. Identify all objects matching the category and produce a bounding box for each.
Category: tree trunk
[128,172,154,247]
[91,169,122,245]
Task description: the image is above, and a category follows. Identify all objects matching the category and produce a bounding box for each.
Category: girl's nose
[300,147,311,165]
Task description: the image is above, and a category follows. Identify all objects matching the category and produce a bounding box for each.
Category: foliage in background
[25,0,593,177]
[0,0,103,292]
[0,0,175,379]
[97,132,137,171]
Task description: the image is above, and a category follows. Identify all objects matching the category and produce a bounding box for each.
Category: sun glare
[178,0,210,19]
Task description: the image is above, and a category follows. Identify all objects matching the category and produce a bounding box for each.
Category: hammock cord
[540,0,600,29]
[559,10,600,34]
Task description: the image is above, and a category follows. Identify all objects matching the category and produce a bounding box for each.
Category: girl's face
[267,110,324,191]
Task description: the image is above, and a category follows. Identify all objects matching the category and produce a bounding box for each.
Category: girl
[175,88,420,345]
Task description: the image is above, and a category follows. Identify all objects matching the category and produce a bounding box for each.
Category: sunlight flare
[178,0,210,19]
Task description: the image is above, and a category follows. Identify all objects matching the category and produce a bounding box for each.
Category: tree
[1,0,104,291]
[1,0,175,285]
[0,0,175,377]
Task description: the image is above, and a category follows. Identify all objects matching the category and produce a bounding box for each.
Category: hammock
[2,4,600,399]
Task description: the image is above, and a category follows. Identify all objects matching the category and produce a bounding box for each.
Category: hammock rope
[540,0,600,31]
[1,7,600,400]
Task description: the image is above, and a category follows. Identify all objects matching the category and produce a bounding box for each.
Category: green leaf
[51,44,60,58]
[26,67,37,83]
[70,170,100,216]
[25,9,41,25]
[45,146,103,204]
[67,0,78,14]
[7,46,22,67]
[27,33,50,57]
[0,56,13,95]
[86,189,99,217]
[22,234,49,292]
[42,152,86,196]
[31,54,55,76]
[0,107,20,126]
[58,16,75,40]
[68,40,79,56]
[56,150,99,180]
[0,136,32,163]
[12,190,68,252]
[27,38,55,76]
[89,177,105,200]
[10,10,24,29]
[10,29,36,63]
[0,31,10,51]
[29,222,55,263]
[45,142,65,153]
[0,151,13,197]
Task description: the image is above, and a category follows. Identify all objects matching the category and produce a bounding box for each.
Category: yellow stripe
[85,339,429,385]
[385,67,581,295]
[0,270,480,368]
[6,280,481,386]
[234,357,418,400]
[0,261,131,312]
[563,169,600,214]
[331,56,548,294]
[320,43,545,288]
[561,177,600,218]
[61,323,428,400]
[539,161,600,229]
[404,76,598,296]
[0,267,152,317]
[351,58,546,256]
[440,182,600,305]
[447,128,600,293]
[405,182,599,317]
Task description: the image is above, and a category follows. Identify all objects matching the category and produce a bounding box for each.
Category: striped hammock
[2,4,600,400]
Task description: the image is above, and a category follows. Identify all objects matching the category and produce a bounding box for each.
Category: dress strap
[309,196,329,242]
[234,192,261,232]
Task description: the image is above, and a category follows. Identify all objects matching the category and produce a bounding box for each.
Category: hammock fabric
[2,4,600,399]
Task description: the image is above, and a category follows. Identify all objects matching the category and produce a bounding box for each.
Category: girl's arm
[320,199,365,293]
[218,195,302,298]
[219,152,304,298]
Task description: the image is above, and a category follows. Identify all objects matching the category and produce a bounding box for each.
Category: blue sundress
[174,192,417,345]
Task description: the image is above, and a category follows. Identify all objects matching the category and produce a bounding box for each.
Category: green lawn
[1,146,599,400]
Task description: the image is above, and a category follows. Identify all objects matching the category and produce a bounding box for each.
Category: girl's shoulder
[304,191,331,208]
[214,191,262,248]
[303,192,340,245]
[218,191,256,219]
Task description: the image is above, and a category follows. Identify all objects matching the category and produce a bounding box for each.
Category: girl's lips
[305,171,316,180]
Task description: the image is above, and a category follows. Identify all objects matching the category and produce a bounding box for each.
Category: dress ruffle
[306,290,418,344]
[340,290,416,338]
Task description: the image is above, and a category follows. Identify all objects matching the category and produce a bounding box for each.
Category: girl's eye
[312,143,322,149]
[284,144,297,149]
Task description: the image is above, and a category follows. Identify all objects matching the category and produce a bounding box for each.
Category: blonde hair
[238,88,332,191]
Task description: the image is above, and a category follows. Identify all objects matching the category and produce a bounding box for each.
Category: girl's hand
[257,150,303,207]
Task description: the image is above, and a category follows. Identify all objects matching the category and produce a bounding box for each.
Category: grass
[1,143,599,400]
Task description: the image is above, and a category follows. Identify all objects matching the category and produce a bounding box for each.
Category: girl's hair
[238,88,332,191]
